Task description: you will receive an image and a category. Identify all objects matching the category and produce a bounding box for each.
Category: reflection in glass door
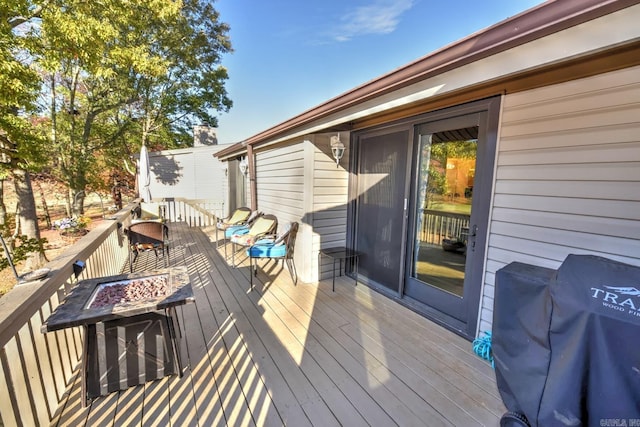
[412,130,477,297]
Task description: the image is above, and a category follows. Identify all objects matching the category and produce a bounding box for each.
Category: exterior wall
[255,142,305,220]
[478,65,640,333]
[309,133,350,281]
[254,141,307,279]
[252,133,351,283]
[149,144,232,216]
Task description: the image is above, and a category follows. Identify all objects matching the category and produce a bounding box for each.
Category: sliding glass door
[351,98,499,338]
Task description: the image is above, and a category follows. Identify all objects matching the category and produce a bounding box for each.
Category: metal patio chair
[247,222,299,290]
[229,214,278,268]
[215,207,252,249]
[220,210,262,259]
[126,220,170,272]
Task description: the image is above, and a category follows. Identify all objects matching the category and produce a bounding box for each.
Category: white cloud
[333,0,415,42]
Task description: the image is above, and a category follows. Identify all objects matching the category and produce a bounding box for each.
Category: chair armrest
[231,228,250,236]
[216,215,229,224]
[251,237,276,247]
[253,232,276,242]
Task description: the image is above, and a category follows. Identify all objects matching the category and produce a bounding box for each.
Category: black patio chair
[126,221,170,272]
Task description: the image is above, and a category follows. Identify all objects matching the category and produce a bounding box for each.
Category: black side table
[318,247,360,291]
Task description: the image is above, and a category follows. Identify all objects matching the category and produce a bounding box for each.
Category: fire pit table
[42,266,194,406]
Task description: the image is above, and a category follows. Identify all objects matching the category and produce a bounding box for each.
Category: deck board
[141,377,170,426]
[52,222,505,426]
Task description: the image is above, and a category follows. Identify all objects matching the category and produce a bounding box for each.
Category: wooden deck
[51,222,505,426]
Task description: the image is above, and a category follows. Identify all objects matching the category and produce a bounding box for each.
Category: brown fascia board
[215,0,638,158]
[214,140,247,159]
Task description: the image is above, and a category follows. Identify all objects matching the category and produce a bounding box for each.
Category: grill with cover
[494,254,640,426]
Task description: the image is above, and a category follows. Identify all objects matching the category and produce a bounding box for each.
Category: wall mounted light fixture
[330,134,345,168]
[238,156,248,176]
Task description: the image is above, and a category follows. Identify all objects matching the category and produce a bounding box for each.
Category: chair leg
[130,250,139,273]
[249,256,253,290]
[287,258,298,286]
[231,242,235,267]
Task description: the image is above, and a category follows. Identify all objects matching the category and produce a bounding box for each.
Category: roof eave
[215,0,636,158]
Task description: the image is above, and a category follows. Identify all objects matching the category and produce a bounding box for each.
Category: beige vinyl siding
[254,142,306,279]
[310,133,350,281]
[478,65,640,333]
[255,144,306,221]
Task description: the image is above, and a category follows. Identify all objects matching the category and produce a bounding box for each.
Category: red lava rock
[88,275,169,308]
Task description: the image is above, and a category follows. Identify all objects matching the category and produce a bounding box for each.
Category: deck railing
[159,198,224,227]
[418,209,470,245]
[0,204,134,426]
[0,198,223,426]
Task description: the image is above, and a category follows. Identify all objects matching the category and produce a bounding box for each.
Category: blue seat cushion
[247,242,286,258]
[225,225,249,238]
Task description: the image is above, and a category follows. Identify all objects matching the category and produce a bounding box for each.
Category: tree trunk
[72,190,85,216]
[0,179,7,226]
[65,190,72,217]
[12,168,46,271]
[35,180,52,228]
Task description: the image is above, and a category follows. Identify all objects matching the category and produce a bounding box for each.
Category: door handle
[469,225,478,250]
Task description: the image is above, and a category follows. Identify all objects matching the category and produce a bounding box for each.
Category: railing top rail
[421,209,471,221]
[153,197,223,204]
[0,203,135,347]
[184,201,219,220]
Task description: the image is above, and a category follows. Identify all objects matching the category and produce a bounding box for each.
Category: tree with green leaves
[1,0,233,272]
[132,0,232,149]
[0,0,50,270]
[38,0,232,213]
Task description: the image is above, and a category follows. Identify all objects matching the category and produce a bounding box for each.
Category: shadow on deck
[52,222,504,426]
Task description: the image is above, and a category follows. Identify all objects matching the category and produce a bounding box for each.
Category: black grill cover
[539,254,640,425]
[493,262,555,424]
[495,255,640,426]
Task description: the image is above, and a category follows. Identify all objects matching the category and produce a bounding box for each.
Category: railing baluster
[0,203,133,426]
[418,209,471,246]
[0,346,21,427]
[0,198,222,425]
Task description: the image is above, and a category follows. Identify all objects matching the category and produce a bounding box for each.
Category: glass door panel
[412,130,477,297]
[404,113,482,325]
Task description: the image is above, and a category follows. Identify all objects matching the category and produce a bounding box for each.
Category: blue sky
[214,0,545,144]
